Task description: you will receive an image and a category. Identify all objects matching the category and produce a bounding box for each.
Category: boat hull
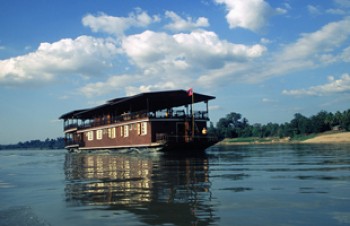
[66,138,218,153]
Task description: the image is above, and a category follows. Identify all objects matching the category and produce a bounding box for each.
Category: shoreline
[217,131,350,146]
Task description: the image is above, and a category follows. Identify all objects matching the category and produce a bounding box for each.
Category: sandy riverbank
[302,131,350,143]
[218,131,350,145]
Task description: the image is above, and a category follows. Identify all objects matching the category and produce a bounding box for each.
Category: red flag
[187,88,193,96]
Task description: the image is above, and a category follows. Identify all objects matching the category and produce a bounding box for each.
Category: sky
[1,0,350,144]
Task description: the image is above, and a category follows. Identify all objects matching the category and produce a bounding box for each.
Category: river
[0,144,350,226]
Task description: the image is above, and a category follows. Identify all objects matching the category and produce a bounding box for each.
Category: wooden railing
[64,110,209,131]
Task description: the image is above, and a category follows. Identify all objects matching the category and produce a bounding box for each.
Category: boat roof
[59,109,88,120]
[59,89,215,120]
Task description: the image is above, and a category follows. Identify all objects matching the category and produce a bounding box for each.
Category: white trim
[78,119,150,133]
[64,128,78,133]
[79,142,164,150]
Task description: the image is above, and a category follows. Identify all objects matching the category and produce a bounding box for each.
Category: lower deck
[64,117,216,152]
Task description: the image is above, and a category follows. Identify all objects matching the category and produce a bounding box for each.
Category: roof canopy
[59,90,215,120]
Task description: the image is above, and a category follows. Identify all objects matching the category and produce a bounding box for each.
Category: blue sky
[1,0,350,144]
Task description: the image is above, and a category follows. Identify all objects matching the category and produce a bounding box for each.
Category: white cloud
[326,0,350,15]
[0,36,118,85]
[283,3,292,10]
[82,9,159,36]
[79,29,266,96]
[197,17,350,86]
[326,8,346,15]
[164,11,209,31]
[101,16,349,92]
[280,18,350,62]
[334,0,350,8]
[214,0,285,32]
[341,46,350,62]
[79,74,137,97]
[260,37,271,44]
[123,29,266,88]
[262,97,277,103]
[80,73,178,97]
[8,8,349,99]
[307,5,322,15]
[247,17,350,82]
[282,73,350,96]
[125,83,177,96]
[122,29,266,71]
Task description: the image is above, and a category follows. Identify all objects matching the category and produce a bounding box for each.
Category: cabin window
[96,130,103,140]
[108,128,116,139]
[124,125,129,137]
[137,123,141,135]
[120,126,123,137]
[87,131,94,141]
[141,122,147,135]
[136,122,147,135]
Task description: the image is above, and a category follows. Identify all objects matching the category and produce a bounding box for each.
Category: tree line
[0,137,65,150]
[2,109,350,149]
[209,109,350,140]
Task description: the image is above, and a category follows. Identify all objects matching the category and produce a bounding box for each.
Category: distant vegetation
[2,109,350,149]
[209,109,350,140]
[0,137,65,150]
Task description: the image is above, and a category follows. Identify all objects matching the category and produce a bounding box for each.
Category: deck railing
[64,138,84,147]
[64,110,209,131]
[63,123,78,131]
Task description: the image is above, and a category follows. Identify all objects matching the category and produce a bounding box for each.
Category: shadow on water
[64,150,218,225]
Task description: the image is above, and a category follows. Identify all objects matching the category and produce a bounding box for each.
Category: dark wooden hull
[161,138,218,152]
[66,137,218,153]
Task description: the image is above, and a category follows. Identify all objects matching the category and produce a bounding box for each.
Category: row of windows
[86,122,148,141]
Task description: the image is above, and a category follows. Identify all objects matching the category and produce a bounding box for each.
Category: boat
[59,89,218,152]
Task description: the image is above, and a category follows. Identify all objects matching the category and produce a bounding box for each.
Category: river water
[0,144,350,226]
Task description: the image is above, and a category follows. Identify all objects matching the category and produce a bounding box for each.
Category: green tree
[341,109,350,131]
[216,112,249,138]
[334,111,343,128]
[290,113,312,135]
[311,111,331,133]
[251,123,262,137]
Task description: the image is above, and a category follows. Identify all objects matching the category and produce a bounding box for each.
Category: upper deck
[59,89,215,132]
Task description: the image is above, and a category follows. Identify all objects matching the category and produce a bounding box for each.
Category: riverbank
[218,131,350,145]
[302,131,350,143]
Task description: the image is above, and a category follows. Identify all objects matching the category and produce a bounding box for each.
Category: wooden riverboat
[59,89,218,152]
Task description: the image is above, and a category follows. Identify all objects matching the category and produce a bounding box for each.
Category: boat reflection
[64,151,217,225]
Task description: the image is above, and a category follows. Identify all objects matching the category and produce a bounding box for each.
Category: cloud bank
[0,4,349,100]
[283,74,350,96]
[0,36,118,85]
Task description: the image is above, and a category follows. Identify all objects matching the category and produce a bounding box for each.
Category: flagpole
[187,88,195,140]
[192,91,194,139]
